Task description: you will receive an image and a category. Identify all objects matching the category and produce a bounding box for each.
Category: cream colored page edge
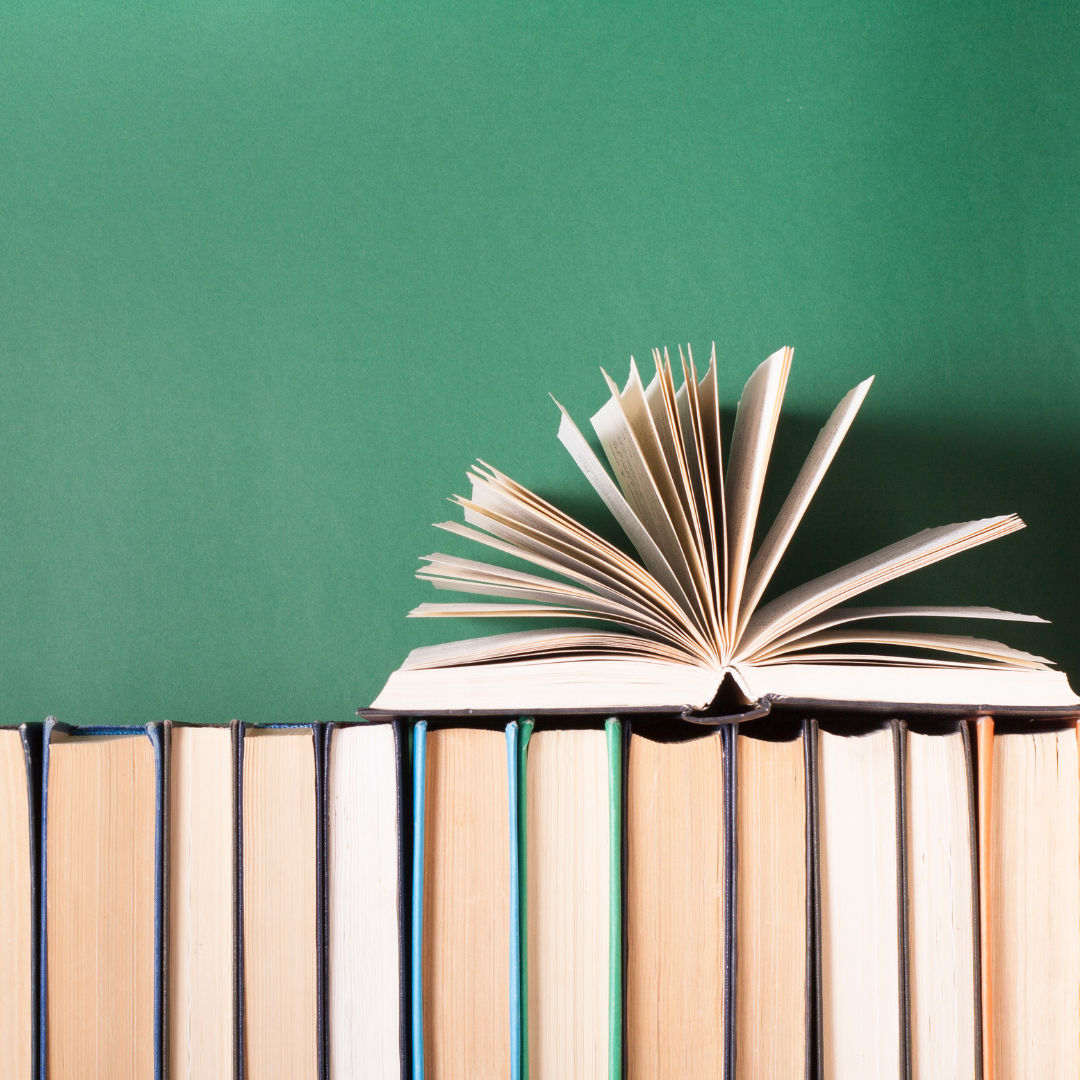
[737,376,872,638]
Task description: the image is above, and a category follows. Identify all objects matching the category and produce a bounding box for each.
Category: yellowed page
[170,725,234,1080]
[47,733,156,1080]
[591,371,704,622]
[990,729,1080,1080]
[723,347,792,630]
[528,729,609,1080]
[738,376,872,636]
[818,727,901,1079]
[627,730,724,1080]
[423,728,510,1080]
[736,515,1025,660]
[736,734,806,1079]
[243,729,318,1080]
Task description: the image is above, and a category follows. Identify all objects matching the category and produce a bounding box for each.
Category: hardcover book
[370,346,1079,717]
[39,717,165,1080]
[324,720,408,1080]
[0,723,40,1080]
[411,720,521,1080]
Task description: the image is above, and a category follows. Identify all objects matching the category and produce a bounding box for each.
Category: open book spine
[237,722,326,1080]
[38,717,166,1080]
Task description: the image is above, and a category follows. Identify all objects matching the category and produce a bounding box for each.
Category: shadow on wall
[533,410,1080,684]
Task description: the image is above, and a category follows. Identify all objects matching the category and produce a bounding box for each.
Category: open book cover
[370,347,1079,718]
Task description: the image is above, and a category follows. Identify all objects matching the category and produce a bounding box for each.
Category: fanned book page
[372,345,1079,713]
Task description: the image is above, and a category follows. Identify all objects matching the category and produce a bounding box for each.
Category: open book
[372,347,1079,715]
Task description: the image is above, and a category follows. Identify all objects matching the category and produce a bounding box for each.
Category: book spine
[148,722,166,1080]
[38,717,61,1080]
[893,719,911,1080]
[410,720,427,1080]
[517,718,534,1080]
[723,723,736,1080]
[19,722,42,1080]
[505,721,521,1080]
[975,716,994,1080]
[235,721,246,1080]
[605,718,622,1080]
[800,718,815,1080]
[314,723,326,1080]
[619,719,630,1080]
[394,720,410,1080]
[961,720,984,1080]
[807,718,823,1080]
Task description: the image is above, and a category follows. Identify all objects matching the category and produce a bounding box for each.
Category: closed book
[39,717,165,1080]
[323,721,408,1080]
[519,718,621,1080]
[815,719,905,1079]
[731,718,815,1080]
[901,719,982,1080]
[411,720,521,1080]
[239,722,325,1080]
[163,720,240,1080]
[624,721,728,1080]
[0,722,41,1080]
[977,717,1080,1079]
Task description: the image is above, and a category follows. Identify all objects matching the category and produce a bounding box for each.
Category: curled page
[758,629,1050,667]
[590,375,705,624]
[724,347,793,632]
[737,376,874,638]
[613,362,714,626]
[735,515,1026,661]
[552,398,693,616]
[696,350,728,624]
[399,628,696,670]
[753,605,1048,655]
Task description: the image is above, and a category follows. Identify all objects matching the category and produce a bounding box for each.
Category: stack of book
[1,710,1079,1079]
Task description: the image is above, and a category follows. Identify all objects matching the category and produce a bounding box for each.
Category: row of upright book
[0,712,1078,1080]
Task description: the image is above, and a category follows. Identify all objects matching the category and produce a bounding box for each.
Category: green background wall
[0,1,1076,724]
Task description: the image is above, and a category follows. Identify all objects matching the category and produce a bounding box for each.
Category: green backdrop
[0,1,1076,725]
